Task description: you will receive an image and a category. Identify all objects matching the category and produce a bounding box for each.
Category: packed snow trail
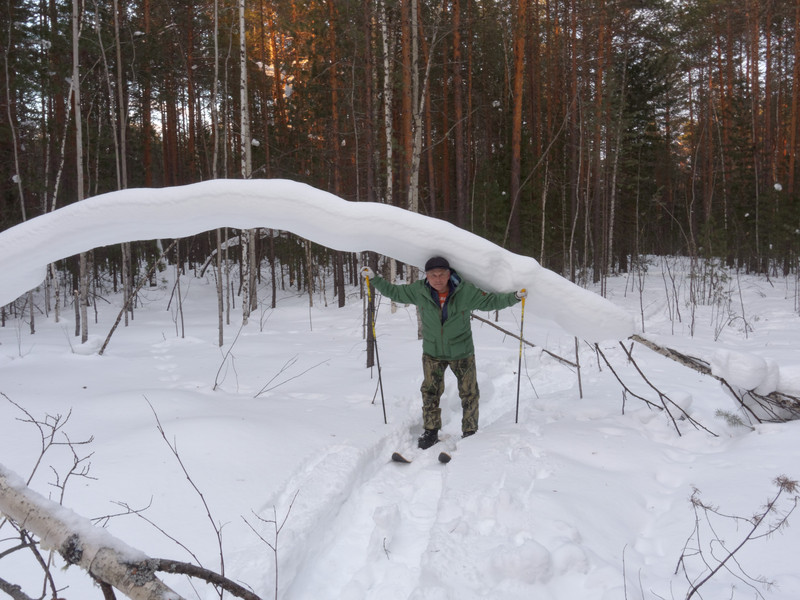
[255,357,605,600]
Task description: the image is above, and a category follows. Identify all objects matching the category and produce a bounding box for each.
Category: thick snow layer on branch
[710,349,781,395]
[0,179,634,341]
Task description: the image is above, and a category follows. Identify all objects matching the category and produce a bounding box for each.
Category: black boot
[417,429,439,449]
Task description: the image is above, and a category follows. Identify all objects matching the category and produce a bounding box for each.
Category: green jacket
[370,271,520,361]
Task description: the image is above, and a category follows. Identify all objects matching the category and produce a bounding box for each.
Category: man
[361,256,526,449]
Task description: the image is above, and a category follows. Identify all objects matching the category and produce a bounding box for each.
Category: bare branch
[470,313,577,367]
[154,559,263,600]
[243,490,299,600]
[618,342,717,437]
[145,397,227,594]
[0,576,35,600]
[254,357,330,398]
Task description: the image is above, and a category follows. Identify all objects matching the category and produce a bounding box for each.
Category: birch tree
[0,464,264,600]
[240,0,256,326]
[406,0,444,218]
[73,0,89,344]
[213,0,225,345]
[3,8,36,333]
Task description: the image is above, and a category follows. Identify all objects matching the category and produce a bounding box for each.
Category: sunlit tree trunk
[789,0,800,193]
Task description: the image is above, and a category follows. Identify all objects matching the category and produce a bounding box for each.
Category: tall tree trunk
[592,0,607,284]
[239,0,255,324]
[114,0,127,189]
[186,2,197,180]
[400,0,412,207]
[507,0,526,251]
[363,0,376,203]
[408,0,443,235]
[328,2,346,308]
[567,0,580,282]
[789,0,800,193]
[72,0,88,344]
[452,0,467,227]
[142,0,152,187]
[212,0,224,344]
[380,0,394,208]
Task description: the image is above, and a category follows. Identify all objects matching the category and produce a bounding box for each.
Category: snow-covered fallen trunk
[0,464,183,600]
[632,335,800,422]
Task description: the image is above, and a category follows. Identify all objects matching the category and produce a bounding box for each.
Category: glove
[361,266,375,280]
[515,288,528,300]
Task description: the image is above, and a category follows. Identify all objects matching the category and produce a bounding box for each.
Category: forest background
[2,0,799,315]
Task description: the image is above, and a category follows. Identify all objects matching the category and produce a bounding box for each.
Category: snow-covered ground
[0,182,799,599]
[2,256,799,600]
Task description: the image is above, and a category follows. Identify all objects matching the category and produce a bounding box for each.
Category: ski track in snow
[251,361,576,600]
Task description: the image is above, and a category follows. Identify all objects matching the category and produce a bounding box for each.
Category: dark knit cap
[425,256,450,271]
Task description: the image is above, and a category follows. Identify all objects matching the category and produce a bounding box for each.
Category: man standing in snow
[361,257,526,449]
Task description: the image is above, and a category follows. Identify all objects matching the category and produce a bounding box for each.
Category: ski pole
[514,293,526,424]
[366,275,388,424]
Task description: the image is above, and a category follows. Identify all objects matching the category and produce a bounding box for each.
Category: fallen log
[630,334,800,423]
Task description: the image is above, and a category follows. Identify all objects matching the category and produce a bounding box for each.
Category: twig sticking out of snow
[676,476,799,599]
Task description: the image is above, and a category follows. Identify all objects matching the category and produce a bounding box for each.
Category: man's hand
[516,288,528,300]
[361,266,375,280]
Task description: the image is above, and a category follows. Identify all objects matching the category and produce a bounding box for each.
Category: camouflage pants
[420,354,479,434]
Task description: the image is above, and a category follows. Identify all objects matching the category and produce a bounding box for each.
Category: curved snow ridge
[0,179,634,342]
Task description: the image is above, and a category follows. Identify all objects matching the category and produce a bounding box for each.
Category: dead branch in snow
[99,239,178,356]
[243,490,300,600]
[470,313,577,368]
[593,343,717,437]
[153,559,262,600]
[630,335,800,424]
